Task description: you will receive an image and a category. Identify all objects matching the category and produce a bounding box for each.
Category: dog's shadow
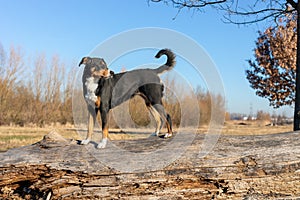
[76,140,99,148]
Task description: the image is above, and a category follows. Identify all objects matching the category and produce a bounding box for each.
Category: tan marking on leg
[102,126,109,139]
[166,121,172,134]
[152,104,173,138]
[160,113,172,134]
[148,105,162,136]
[164,120,173,138]
[97,119,109,149]
[97,125,109,149]
[95,96,101,108]
[81,112,94,145]
[160,112,172,137]
[87,112,94,140]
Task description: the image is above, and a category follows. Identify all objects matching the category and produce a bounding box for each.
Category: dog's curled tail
[154,49,176,74]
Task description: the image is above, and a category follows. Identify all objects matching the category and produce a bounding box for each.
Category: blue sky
[0,0,293,116]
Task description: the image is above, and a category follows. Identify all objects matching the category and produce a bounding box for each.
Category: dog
[78,56,110,146]
[79,49,176,149]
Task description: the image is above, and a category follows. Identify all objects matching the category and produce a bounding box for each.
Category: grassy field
[0,126,79,152]
[217,120,292,135]
[0,121,293,152]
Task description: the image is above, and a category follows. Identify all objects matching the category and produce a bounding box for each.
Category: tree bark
[294,3,300,130]
[0,130,300,199]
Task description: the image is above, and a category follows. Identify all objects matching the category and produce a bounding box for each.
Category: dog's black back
[95,49,175,110]
[96,69,164,109]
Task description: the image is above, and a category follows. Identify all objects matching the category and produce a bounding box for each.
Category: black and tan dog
[78,56,110,146]
[79,49,176,148]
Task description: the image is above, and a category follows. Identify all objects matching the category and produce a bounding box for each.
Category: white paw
[81,139,90,145]
[97,138,108,149]
[164,133,172,138]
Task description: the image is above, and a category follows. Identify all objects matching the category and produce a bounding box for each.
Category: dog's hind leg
[152,104,173,138]
[81,105,97,145]
[148,105,163,136]
[164,113,173,138]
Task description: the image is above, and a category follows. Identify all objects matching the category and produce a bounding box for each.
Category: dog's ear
[79,57,90,67]
[110,70,115,76]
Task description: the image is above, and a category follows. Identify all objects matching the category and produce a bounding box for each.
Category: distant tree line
[0,44,226,127]
[0,44,74,126]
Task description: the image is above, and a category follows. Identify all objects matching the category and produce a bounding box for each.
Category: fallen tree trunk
[1,130,300,199]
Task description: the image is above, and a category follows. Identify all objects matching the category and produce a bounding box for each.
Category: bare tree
[0,43,5,72]
[150,0,300,130]
[43,55,65,123]
[0,46,24,124]
[0,43,77,126]
[60,63,76,124]
[33,53,46,102]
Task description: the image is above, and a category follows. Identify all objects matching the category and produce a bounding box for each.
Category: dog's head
[79,57,108,77]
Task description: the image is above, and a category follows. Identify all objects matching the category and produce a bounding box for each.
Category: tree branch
[150,0,227,8]
[223,10,287,25]
[286,0,297,9]
[220,0,297,25]
[169,0,226,8]
[150,0,297,25]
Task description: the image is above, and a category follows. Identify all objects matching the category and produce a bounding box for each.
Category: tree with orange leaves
[246,15,296,108]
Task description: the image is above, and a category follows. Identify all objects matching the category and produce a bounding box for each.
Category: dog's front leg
[97,106,109,149]
[81,106,96,145]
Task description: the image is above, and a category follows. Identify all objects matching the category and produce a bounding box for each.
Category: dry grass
[0,126,79,152]
[221,120,292,135]
[0,121,293,152]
